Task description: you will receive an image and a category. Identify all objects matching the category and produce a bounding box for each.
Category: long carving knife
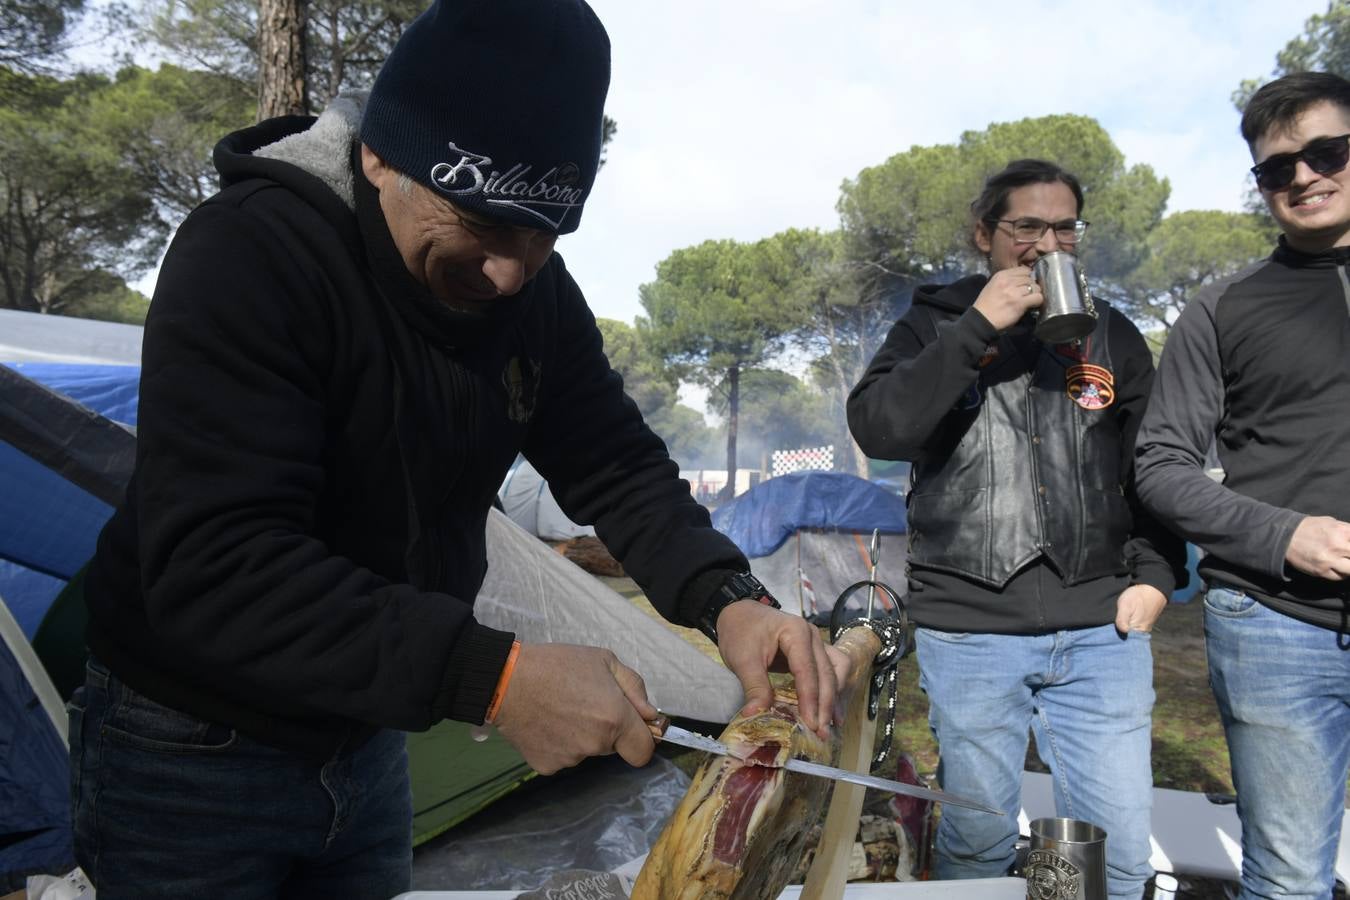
[649,719,1002,816]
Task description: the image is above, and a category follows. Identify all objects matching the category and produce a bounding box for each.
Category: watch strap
[696,572,780,643]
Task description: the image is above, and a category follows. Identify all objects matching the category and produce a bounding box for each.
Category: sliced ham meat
[632,628,880,900]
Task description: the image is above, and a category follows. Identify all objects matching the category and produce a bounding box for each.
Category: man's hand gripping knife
[488,641,661,775]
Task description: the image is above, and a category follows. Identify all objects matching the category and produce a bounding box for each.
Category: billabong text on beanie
[360,0,610,235]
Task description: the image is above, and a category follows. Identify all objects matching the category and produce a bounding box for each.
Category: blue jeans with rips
[69,658,413,900]
[1204,584,1350,900]
[916,624,1155,900]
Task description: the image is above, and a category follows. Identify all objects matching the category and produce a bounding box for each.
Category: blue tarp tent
[711,470,907,557]
[0,310,142,890]
[710,471,909,619]
[0,308,143,642]
[0,363,139,638]
[0,347,140,890]
[0,596,75,893]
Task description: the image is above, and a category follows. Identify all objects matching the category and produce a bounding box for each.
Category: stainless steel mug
[1025,817,1108,900]
[1031,251,1097,343]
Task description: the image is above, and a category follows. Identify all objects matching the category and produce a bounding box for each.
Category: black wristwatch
[696,572,780,644]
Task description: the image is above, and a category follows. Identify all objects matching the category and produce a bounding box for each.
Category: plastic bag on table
[411,753,689,891]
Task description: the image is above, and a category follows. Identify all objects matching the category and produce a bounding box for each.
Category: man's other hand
[1285,515,1350,581]
[491,643,658,775]
[715,601,851,740]
[1114,583,1168,634]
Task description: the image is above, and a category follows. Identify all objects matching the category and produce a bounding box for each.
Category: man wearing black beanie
[68,1,850,896]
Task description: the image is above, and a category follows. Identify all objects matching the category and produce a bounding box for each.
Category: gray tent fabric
[747,530,908,620]
[0,309,142,366]
[476,509,742,724]
[497,457,595,541]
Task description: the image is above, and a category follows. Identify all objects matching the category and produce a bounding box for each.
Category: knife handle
[645,713,670,739]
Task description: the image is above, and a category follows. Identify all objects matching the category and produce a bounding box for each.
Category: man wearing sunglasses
[1136,71,1350,899]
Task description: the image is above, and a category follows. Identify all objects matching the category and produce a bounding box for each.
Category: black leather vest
[907,303,1131,587]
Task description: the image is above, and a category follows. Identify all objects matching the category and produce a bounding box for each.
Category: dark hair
[969,159,1084,245]
[1240,72,1350,145]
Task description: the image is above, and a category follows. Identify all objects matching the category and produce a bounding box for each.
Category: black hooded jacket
[83,104,746,759]
[848,275,1184,633]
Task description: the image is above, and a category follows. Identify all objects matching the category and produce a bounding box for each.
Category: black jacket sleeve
[848,303,1001,461]
[130,196,510,733]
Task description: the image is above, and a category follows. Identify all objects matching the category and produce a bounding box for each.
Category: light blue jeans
[69,658,413,900]
[917,624,1155,900]
[1204,584,1350,900]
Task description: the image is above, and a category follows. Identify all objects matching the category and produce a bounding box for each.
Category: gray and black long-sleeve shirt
[1135,239,1350,631]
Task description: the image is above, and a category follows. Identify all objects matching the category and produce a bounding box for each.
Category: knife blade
[651,721,1002,816]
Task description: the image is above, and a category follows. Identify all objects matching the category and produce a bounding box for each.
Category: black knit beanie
[361,0,610,235]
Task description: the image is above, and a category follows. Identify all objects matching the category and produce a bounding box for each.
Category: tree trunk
[722,364,739,501]
[850,435,869,479]
[257,0,309,120]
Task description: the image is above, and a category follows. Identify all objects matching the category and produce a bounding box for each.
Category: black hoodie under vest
[849,275,1185,634]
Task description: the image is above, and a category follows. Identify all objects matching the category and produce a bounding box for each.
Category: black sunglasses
[1250,133,1350,191]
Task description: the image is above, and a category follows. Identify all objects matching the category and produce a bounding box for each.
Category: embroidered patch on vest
[977,343,999,367]
[1066,363,1114,410]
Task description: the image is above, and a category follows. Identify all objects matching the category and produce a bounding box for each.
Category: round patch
[1066,362,1114,410]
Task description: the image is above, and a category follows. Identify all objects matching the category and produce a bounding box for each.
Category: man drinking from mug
[848,158,1186,900]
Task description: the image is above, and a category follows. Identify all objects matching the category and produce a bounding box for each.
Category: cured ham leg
[632,627,881,900]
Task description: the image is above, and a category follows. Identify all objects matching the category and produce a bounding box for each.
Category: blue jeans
[68,658,413,900]
[1204,585,1350,900]
[916,624,1155,900]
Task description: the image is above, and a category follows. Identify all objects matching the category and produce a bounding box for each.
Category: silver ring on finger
[1024,282,1034,295]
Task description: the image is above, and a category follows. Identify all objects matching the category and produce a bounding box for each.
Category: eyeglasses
[1250,133,1350,191]
[990,218,1090,244]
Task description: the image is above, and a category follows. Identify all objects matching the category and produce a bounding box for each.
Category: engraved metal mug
[1025,817,1108,900]
[1031,251,1097,343]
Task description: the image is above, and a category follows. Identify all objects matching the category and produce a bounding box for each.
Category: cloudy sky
[558,0,1327,327]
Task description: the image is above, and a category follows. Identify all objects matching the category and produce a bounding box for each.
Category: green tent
[408,723,534,845]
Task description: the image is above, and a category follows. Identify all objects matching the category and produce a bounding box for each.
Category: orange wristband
[484,640,521,725]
